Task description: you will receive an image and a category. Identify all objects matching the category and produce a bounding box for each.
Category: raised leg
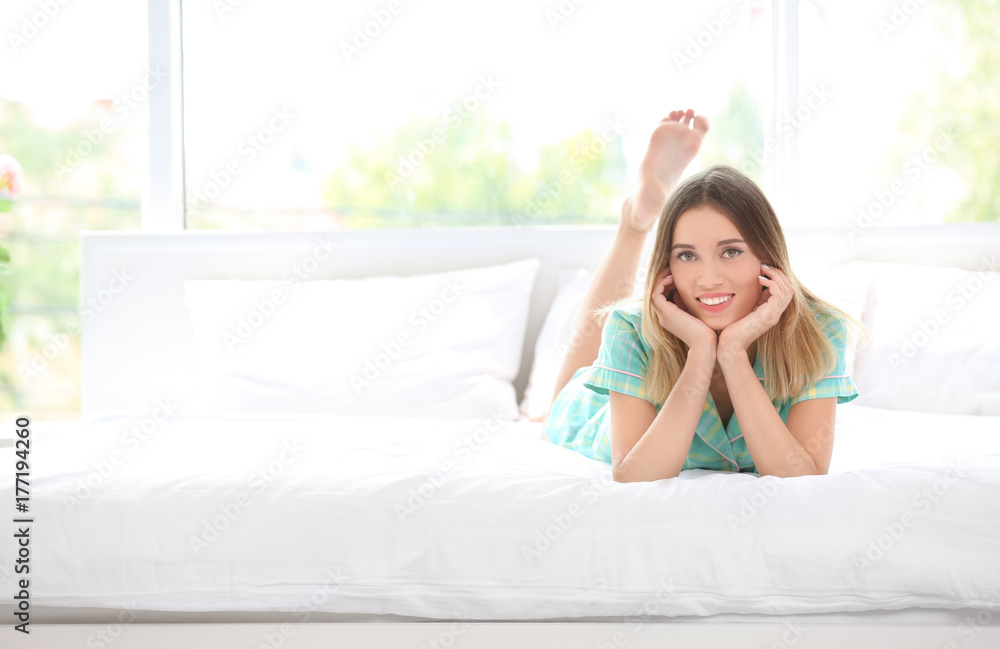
[545,109,710,419]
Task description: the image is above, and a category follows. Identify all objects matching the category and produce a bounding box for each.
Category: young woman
[541,109,865,482]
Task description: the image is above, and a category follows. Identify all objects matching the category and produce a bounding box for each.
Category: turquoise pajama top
[544,302,860,473]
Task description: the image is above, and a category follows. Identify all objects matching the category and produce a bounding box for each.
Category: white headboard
[80,223,1000,414]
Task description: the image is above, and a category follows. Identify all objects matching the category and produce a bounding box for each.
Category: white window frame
[767,0,799,222]
[145,0,186,231]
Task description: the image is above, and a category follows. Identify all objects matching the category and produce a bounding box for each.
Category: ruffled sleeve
[791,310,860,406]
[580,306,655,404]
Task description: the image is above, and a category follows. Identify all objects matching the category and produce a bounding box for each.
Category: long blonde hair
[596,165,868,406]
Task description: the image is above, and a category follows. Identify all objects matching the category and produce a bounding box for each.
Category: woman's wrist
[717,343,748,369]
[687,343,717,369]
[682,344,717,400]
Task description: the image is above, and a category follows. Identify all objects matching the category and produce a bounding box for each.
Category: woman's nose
[698,261,723,286]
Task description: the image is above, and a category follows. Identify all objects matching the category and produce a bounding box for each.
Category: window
[796,0,988,229]
[0,0,147,419]
[181,0,771,230]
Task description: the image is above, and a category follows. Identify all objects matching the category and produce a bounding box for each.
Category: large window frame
[145,0,800,231]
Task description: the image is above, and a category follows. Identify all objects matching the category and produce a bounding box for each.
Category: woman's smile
[696,293,735,312]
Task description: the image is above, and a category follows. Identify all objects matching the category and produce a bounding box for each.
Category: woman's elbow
[612,462,628,483]
[612,460,679,483]
[612,459,637,483]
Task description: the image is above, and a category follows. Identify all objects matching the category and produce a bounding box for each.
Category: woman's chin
[696,302,752,329]
[699,314,732,328]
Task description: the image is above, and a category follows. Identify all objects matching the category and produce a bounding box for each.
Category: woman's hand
[718,263,794,356]
[650,269,718,353]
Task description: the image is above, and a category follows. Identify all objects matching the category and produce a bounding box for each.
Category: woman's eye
[723,248,743,258]
[676,252,693,262]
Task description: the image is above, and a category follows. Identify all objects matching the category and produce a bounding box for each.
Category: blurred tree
[698,81,765,187]
[0,98,142,415]
[0,99,139,206]
[892,0,999,223]
[0,99,140,308]
[322,113,627,227]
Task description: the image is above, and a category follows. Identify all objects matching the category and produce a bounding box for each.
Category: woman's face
[668,204,764,332]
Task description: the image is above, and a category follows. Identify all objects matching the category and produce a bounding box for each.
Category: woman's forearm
[719,347,820,477]
[615,346,716,482]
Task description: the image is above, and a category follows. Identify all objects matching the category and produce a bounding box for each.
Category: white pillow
[519,266,648,421]
[519,268,595,421]
[850,262,1000,415]
[182,258,541,419]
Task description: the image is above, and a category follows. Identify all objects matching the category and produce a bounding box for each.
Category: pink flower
[0,154,24,199]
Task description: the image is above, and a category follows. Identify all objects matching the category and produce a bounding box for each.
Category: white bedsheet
[1,404,998,620]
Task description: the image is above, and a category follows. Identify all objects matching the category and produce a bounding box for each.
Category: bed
[2,223,999,648]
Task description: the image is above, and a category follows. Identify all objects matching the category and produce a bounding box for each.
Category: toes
[658,109,708,134]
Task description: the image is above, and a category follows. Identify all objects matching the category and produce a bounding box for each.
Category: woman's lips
[696,293,735,314]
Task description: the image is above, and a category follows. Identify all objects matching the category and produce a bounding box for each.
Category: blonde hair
[595,165,868,406]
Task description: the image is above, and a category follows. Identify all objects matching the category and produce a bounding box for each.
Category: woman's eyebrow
[670,238,746,251]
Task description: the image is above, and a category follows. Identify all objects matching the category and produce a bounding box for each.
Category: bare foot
[622,109,709,234]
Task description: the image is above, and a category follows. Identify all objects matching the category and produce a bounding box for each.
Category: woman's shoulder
[605,298,645,331]
[595,298,653,369]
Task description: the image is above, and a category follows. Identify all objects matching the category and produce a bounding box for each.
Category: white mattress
[1,404,998,620]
